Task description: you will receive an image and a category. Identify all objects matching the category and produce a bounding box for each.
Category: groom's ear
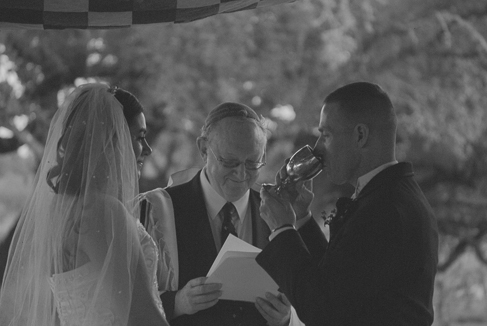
[354,123,369,148]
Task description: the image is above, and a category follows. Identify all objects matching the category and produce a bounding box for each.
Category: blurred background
[1,0,486,324]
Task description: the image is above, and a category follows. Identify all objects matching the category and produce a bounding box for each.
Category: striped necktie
[220,202,238,244]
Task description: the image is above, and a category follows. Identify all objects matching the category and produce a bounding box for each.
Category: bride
[0,83,169,326]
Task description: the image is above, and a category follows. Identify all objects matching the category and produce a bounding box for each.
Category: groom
[256,82,439,326]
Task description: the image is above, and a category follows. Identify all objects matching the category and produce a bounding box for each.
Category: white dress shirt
[199,167,253,251]
[352,160,398,199]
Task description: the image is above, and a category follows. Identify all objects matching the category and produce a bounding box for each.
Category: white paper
[208,234,260,275]
[206,234,279,302]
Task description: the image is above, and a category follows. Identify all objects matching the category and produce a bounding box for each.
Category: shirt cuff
[295,212,312,229]
[268,212,311,241]
[269,225,296,241]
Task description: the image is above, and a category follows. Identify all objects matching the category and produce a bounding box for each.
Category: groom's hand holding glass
[261,145,321,234]
[260,162,316,237]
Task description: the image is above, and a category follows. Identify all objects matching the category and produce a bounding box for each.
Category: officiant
[139,102,323,326]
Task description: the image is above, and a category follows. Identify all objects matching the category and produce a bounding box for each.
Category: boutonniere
[321,197,357,226]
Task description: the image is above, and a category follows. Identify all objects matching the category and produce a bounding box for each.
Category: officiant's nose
[233,162,248,180]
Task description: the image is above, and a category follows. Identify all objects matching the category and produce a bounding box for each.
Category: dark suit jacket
[158,170,270,326]
[257,162,439,326]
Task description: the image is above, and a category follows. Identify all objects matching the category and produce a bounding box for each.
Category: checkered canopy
[0,0,293,29]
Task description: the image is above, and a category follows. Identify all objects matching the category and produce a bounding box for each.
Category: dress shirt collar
[199,167,249,222]
[354,160,398,198]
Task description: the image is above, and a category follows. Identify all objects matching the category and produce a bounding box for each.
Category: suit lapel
[249,189,271,249]
[168,171,218,287]
[187,172,218,256]
[328,163,414,250]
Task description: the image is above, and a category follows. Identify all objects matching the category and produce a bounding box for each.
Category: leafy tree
[1,0,486,272]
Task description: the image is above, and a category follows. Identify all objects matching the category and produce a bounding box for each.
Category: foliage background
[1,0,486,324]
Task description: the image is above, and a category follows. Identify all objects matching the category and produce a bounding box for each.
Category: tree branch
[437,11,487,54]
[438,238,468,273]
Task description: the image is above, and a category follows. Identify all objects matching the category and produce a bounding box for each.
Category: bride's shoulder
[82,194,133,225]
[79,195,137,244]
[84,193,125,210]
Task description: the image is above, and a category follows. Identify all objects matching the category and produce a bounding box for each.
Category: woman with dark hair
[114,87,152,179]
[0,83,168,326]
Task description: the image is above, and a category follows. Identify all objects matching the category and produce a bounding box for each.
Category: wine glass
[263,145,323,194]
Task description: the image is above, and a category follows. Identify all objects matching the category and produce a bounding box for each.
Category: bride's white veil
[0,83,159,326]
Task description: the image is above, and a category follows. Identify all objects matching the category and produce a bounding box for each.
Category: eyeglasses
[207,145,266,171]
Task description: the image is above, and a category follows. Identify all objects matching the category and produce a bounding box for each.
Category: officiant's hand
[173,277,222,318]
[255,292,291,326]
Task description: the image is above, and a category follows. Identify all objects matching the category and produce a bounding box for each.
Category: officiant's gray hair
[200,102,267,140]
